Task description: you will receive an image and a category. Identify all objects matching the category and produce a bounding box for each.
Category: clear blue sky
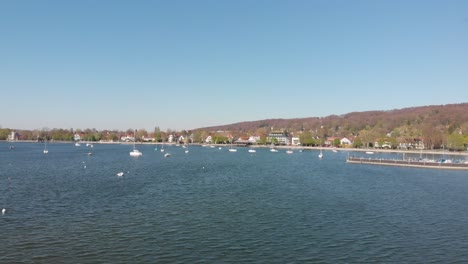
[1,0,467,131]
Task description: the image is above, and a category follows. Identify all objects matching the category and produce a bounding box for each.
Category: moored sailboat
[129,130,143,157]
[43,138,49,154]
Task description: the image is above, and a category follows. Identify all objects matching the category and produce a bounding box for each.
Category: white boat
[129,130,143,157]
[270,143,278,152]
[75,142,81,147]
[130,148,142,157]
[229,141,237,152]
[43,138,49,154]
[365,151,374,155]
[248,149,256,153]
[164,152,171,157]
[286,150,293,154]
[318,148,323,159]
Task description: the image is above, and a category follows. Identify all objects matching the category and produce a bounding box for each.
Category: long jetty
[347,156,468,170]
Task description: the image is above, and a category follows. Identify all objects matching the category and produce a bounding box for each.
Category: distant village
[2,128,429,151]
[3,104,468,151]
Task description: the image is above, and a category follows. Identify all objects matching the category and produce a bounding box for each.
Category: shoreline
[3,140,468,156]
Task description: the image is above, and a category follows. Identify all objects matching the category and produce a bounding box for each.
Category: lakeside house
[7,131,17,141]
[120,135,135,142]
[291,137,301,146]
[267,130,289,145]
[340,137,353,146]
[235,137,251,145]
[325,137,339,146]
[398,138,425,150]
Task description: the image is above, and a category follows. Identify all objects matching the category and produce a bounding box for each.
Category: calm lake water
[1,142,468,263]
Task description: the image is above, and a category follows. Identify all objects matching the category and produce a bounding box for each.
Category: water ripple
[1,143,468,263]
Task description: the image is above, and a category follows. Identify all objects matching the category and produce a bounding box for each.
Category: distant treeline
[2,103,468,150]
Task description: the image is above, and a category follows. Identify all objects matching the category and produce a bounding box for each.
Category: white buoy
[116,172,124,177]
[2,208,5,215]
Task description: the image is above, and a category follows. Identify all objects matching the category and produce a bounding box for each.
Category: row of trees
[2,124,467,151]
[2,104,468,151]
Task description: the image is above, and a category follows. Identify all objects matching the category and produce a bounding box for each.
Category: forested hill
[195,103,468,146]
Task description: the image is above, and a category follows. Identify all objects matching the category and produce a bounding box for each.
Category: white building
[267,131,289,145]
[7,131,17,141]
[248,136,261,143]
[340,137,352,145]
[291,137,301,146]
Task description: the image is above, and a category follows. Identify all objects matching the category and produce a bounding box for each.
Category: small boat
[286,150,293,154]
[318,149,323,159]
[129,130,143,157]
[75,142,81,147]
[365,151,374,155]
[270,143,278,152]
[43,138,49,154]
[229,141,237,152]
[130,149,142,157]
[248,149,256,153]
[116,172,124,177]
[164,152,171,157]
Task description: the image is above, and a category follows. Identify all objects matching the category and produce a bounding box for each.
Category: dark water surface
[1,142,467,263]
